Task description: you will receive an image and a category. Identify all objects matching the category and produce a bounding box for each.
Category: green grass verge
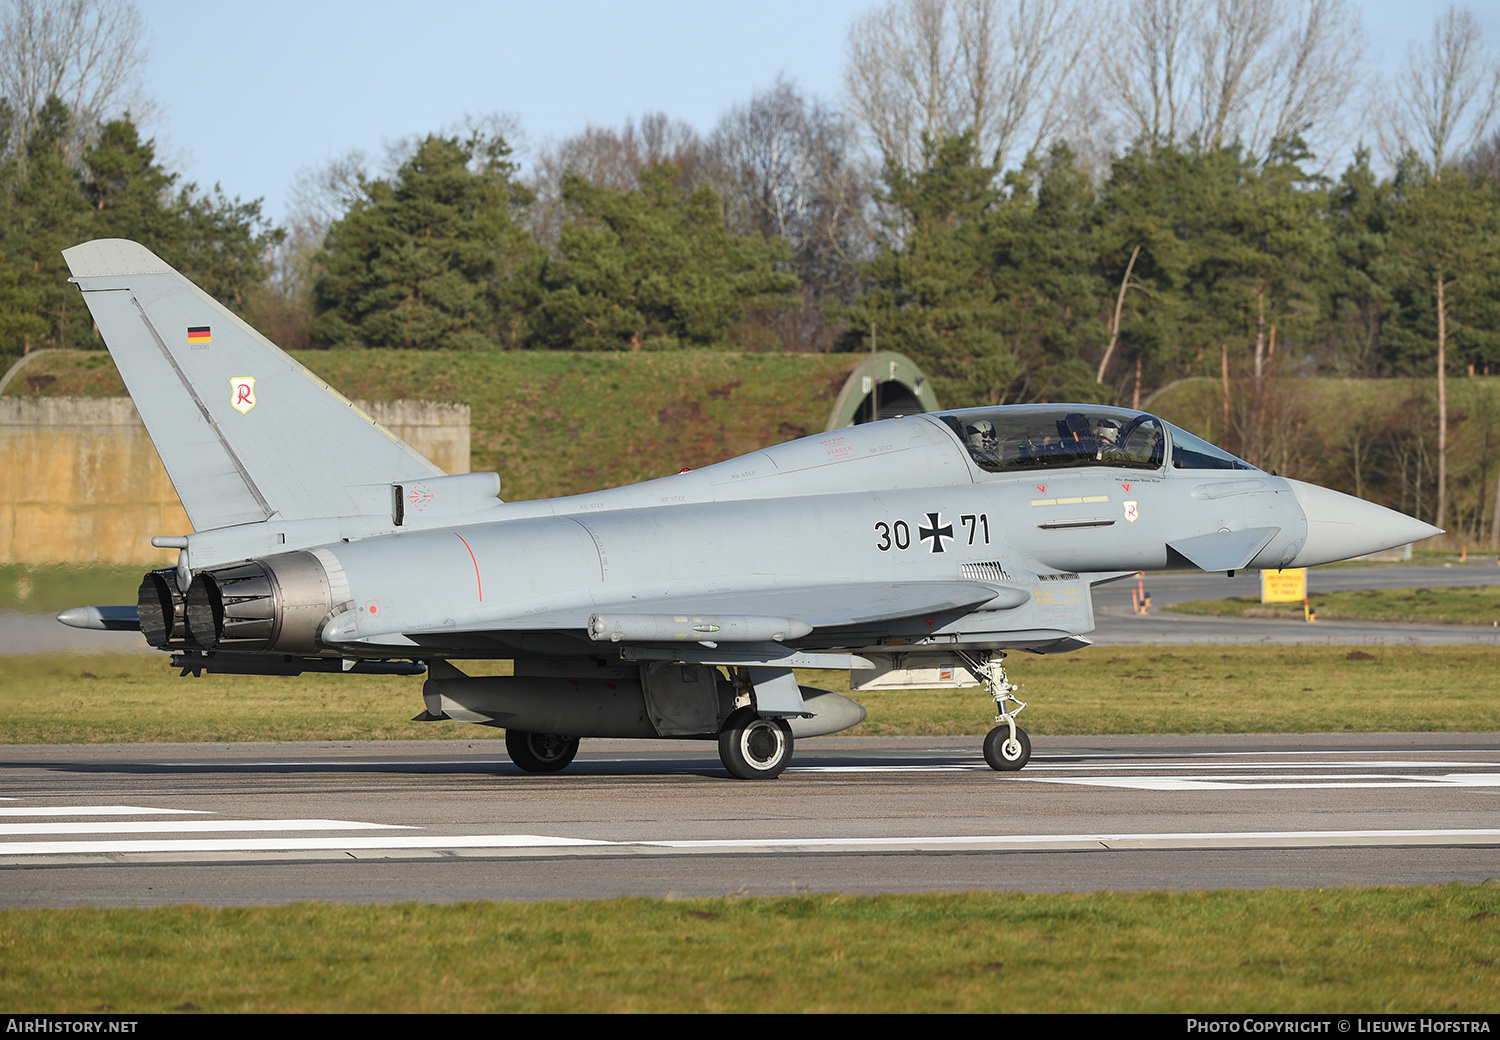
[4,646,1497,743]
[0,564,146,613]
[1,888,1496,1012]
[1170,587,1500,626]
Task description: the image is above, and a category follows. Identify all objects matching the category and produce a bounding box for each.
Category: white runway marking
[0,805,208,817]
[0,834,609,856]
[1025,772,1500,790]
[1024,759,1500,771]
[637,829,1500,851]
[1,828,1497,859]
[0,819,410,836]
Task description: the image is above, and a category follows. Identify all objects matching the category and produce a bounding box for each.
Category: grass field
[1,888,1496,1012]
[3,645,1497,743]
[1170,586,1500,625]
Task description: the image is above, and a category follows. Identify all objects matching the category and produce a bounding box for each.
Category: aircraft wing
[334,581,1025,648]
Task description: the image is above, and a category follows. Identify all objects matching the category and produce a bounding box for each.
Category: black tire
[718,707,794,780]
[983,725,1031,771]
[505,729,580,774]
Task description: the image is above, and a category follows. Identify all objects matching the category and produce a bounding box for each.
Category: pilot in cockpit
[965,420,1001,463]
[1095,417,1122,459]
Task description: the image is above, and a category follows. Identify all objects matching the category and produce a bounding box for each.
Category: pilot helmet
[968,420,998,450]
[1096,417,1122,444]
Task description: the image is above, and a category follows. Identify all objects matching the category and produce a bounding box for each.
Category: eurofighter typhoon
[56,240,1440,778]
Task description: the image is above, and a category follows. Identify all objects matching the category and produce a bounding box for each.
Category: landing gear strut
[960,651,1031,771]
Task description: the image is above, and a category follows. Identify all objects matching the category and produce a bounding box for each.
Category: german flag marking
[187,326,211,344]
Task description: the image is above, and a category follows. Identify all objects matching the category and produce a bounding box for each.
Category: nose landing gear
[960,650,1031,771]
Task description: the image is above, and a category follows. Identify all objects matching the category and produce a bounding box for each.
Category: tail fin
[63,239,444,531]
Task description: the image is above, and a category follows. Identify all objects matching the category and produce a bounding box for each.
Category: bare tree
[527,113,704,248]
[1098,0,1366,166]
[1460,125,1500,176]
[1248,0,1367,160]
[0,0,154,164]
[708,78,874,302]
[704,79,877,350]
[1101,0,1198,147]
[843,0,1093,176]
[1381,6,1500,171]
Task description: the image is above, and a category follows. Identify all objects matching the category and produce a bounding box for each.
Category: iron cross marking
[919,512,954,553]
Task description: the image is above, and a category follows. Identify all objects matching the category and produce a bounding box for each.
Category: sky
[131,0,1500,227]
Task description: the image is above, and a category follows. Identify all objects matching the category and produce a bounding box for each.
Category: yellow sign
[1261,568,1307,603]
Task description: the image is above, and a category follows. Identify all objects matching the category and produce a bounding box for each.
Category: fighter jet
[56,239,1440,778]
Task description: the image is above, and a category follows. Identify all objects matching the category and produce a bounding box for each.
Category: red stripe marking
[454,532,482,602]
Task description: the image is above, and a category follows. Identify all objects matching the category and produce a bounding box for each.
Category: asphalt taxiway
[1,734,1495,905]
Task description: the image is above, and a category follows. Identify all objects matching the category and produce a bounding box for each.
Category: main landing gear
[960,651,1031,771]
[505,729,581,773]
[718,706,794,779]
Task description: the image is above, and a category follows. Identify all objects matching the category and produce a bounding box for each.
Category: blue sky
[133,1,1500,226]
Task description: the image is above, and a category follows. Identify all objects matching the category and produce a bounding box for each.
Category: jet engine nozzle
[137,567,192,648]
[185,552,338,653]
[1285,479,1443,567]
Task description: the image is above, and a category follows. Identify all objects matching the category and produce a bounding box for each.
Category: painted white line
[795,765,984,773]
[634,829,1500,851]
[0,834,611,856]
[1024,760,1500,771]
[1022,772,1500,791]
[0,819,411,836]
[0,805,209,817]
[3,829,1498,859]
[795,761,1500,775]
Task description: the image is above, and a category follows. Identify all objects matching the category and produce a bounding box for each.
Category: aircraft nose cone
[1285,479,1442,567]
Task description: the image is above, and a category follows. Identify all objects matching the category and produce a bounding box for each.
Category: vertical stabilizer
[63,239,445,531]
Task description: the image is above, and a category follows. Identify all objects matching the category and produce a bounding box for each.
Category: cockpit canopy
[936,405,1255,474]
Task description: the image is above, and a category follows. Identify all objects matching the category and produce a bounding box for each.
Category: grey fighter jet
[57,239,1440,778]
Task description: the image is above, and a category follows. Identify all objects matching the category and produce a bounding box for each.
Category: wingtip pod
[62,239,178,279]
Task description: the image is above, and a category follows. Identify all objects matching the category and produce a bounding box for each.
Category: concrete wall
[0,398,469,565]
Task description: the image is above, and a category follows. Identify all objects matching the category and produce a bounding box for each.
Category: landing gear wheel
[505,730,580,774]
[983,725,1031,771]
[718,707,794,780]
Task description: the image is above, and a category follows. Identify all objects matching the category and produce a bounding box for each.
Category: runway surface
[1,734,1496,906]
[3,563,1496,906]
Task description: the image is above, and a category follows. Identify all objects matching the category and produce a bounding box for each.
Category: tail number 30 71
[875,513,988,552]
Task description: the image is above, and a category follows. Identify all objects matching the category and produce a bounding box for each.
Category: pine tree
[533,163,797,350]
[312,132,540,350]
[840,133,1017,407]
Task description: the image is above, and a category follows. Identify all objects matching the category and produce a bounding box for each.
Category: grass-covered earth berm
[3,348,861,502]
[15,348,1500,523]
[1169,586,1500,625]
[2,887,1495,1012]
[4,646,1496,743]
